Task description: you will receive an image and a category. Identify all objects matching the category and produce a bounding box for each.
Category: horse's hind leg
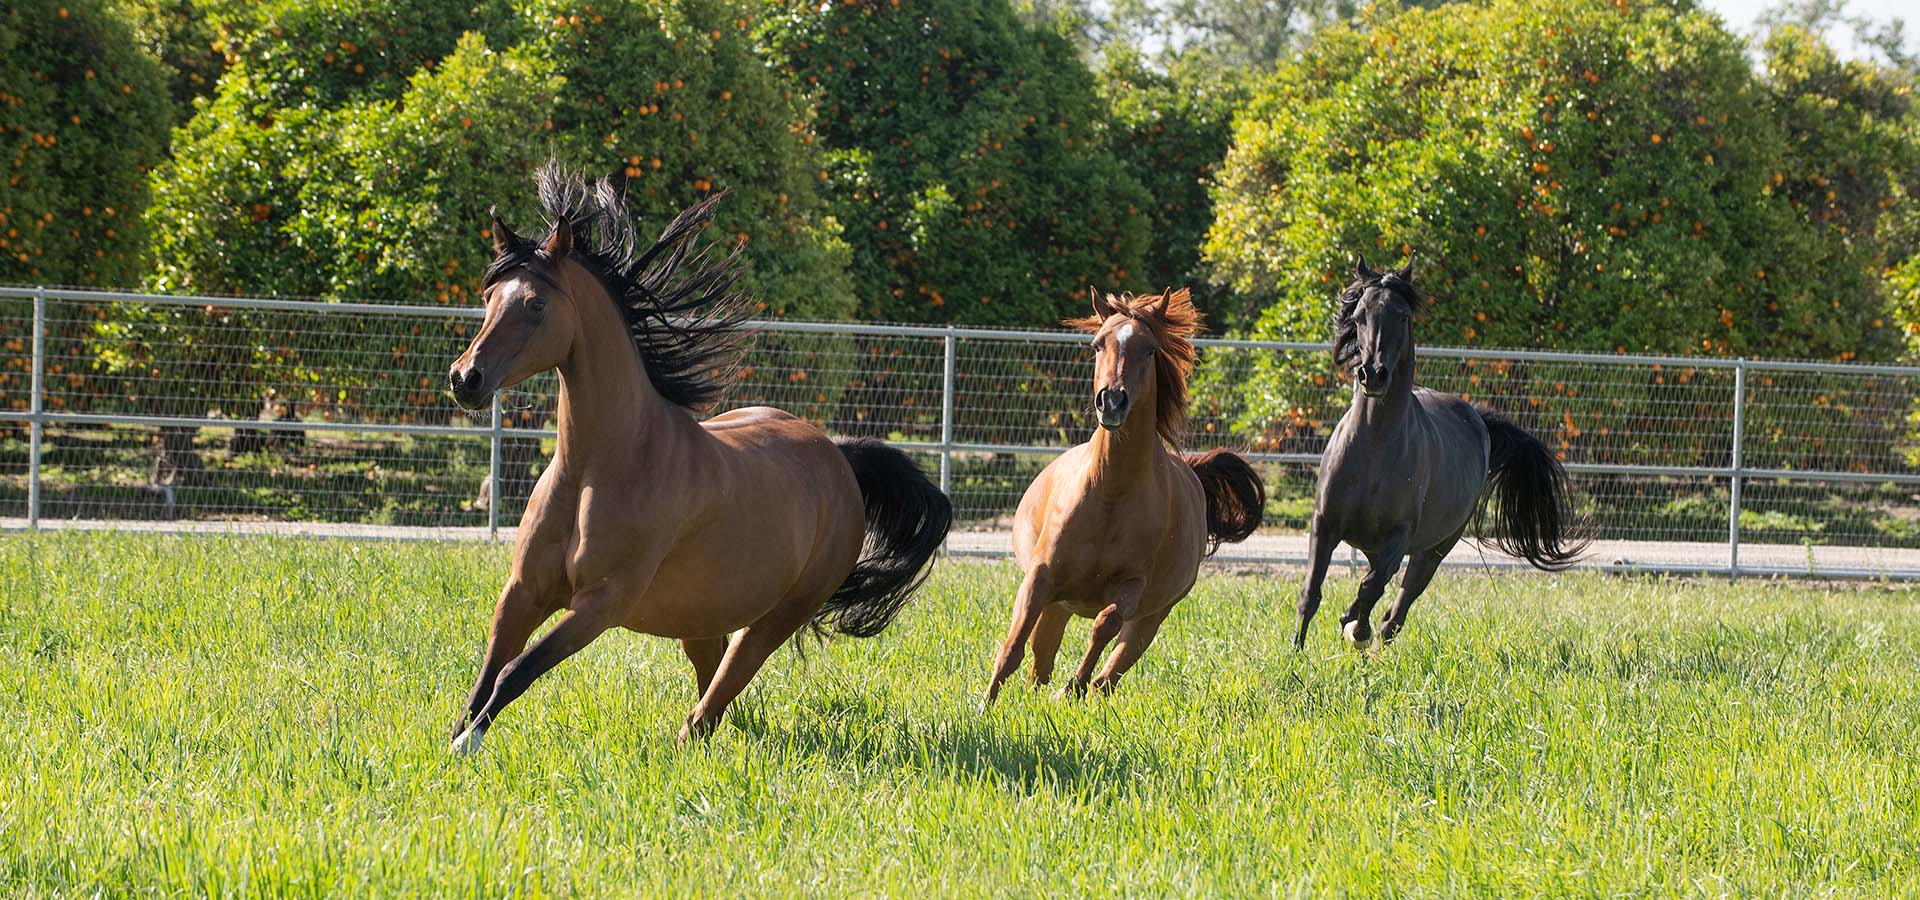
[680,602,816,742]
[1340,526,1407,649]
[1295,517,1338,650]
[1380,532,1461,645]
[1027,604,1070,687]
[681,637,729,697]
[1088,608,1170,695]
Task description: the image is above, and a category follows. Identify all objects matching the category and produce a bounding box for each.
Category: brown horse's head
[1334,253,1422,398]
[1067,287,1201,447]
[448,214,583,409]
[451,163,750,413]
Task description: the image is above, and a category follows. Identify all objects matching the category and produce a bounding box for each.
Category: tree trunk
[153,425,205,489]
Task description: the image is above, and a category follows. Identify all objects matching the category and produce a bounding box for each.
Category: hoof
[1054,679,1088,701]
[1342,619,1373,650]
[1089,676,1119,696]
[449,725,487,756]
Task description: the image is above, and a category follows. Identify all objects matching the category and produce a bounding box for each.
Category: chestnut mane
[1066,287,1203,448]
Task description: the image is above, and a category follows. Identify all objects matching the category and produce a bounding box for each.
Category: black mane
[1332,267,1424,372]
[485,161,752,411]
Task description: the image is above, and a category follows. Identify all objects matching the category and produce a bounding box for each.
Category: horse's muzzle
[1356,365,1390,397]
[1095,387,1131,429]
[449,363,491,410]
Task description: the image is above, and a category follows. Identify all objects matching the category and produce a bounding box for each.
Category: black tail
[1184,449,1266,557]
[815,438,954,638]
[1477,409,1591,570]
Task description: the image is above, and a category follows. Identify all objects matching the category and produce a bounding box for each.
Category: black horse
[1296,254,1589,649]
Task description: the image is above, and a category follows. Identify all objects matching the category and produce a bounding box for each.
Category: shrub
[759,0,1150,326]
[1097,45,1248,323]
[1205,0,1915,461]
[0,0,172,287]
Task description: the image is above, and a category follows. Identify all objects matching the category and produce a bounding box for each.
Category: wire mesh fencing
[1,286,1916,578]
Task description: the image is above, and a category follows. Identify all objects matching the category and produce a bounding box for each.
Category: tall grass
[0,533,1915,896]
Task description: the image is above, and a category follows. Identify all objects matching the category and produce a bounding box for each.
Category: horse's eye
[526,296,547,315]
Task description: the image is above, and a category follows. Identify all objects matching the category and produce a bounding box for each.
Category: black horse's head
[1333,253,1422,397]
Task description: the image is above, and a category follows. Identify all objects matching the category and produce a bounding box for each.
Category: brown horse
[981,289,1265,706]
[446,164,950,751]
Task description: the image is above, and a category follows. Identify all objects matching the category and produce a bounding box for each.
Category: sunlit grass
[1,532,1916,896]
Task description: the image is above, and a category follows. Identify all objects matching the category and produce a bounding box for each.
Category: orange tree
[758,0,1149,327]
[1206,0,1916,472]
[127,0,853,502]
[1097,44,1248,323]
[758,0,1150,451]
[0,0,171,288]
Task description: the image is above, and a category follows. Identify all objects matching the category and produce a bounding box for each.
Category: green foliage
[759,0,1150,325]
[113,0,228,117]
[134,0,854,422]
[1759,25,1920,361]
[146,0,850,318]
[1205,0,1920,439]
[0,0,172,287]
[1097,45,1246,321]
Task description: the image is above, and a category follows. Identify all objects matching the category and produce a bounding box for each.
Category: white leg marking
[450,724,488,756]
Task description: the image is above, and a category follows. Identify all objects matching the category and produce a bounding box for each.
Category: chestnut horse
[1295,255,1587,650]
[447,165,950,750]
[982,288,1265,705]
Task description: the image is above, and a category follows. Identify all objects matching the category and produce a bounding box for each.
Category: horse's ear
[1393,254,1415,283]
[490,209,518,254]
[1090,286,1117,319]
[1353,252,1377,281]
[542,214,571,261]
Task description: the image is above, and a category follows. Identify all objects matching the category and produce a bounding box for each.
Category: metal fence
[2,285,1917,579]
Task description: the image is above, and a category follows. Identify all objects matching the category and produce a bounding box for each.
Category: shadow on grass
[729,693,1157,799]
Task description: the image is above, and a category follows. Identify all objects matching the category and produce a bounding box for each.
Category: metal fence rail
[1,285,1917,579]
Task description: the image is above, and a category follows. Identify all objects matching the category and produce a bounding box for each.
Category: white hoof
[450,725,488,756]
[1342,620,1372,649]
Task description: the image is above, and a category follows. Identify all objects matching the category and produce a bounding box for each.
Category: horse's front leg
[451,580,628,755]
[1341,525,1408,650]
[1381,529,1462,645]
[454,579,554,741]
[981,565,1053,709]
[1295,515,1338,650]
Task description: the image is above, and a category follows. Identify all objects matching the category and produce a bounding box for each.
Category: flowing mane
[484,161,752,411]
[1067,287,1202,448]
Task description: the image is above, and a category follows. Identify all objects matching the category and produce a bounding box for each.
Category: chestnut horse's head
[1067,287,1201,447]
[1333,253,1421,398]
[448,214,583,410]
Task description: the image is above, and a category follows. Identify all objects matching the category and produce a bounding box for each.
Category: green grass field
[2,533,1917,897]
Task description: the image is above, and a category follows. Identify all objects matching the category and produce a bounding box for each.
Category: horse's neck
[1088,383,1162,489]
[1350,353,1418,436]
[551,284,688,477]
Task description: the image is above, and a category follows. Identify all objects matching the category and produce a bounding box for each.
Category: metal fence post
[488,393,502,542]
[940,327,956,496]
[28,287,44,529]
[1729,359,1745,582]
